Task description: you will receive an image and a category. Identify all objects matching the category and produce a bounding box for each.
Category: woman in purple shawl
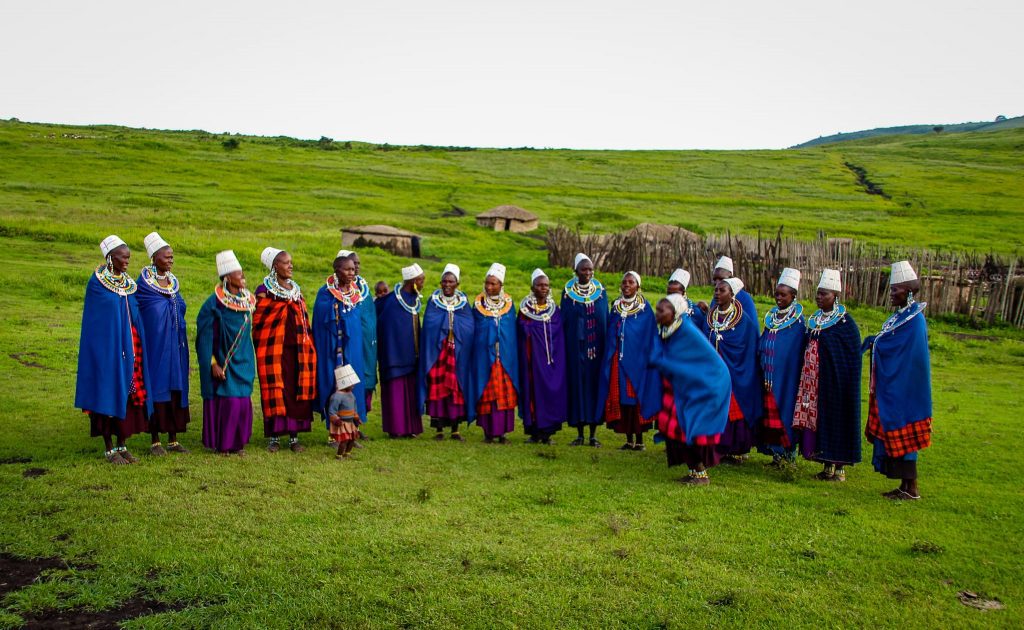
[135,232,190,456]
[420,264,473,441]
[698,277,762,463]
[863,261,932,500]
[597,271,660,451]
[376,263,426,438]
[517,269,566,444]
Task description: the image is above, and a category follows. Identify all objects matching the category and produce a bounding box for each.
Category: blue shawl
[134,269,189,405]
[872,303,932,431]
[560,279,608,425]
[807,311,862,464]
[195,292,256,400]
[596,297,661,416]
[75,274,154,420]
[419,290,474,415]
[469,294,519,420]
[313,283,367,423]
[375,287,422,382]
[758,305,806,444]
[356,276,378,391]
[648,317,731,442]
[698,302,763,427]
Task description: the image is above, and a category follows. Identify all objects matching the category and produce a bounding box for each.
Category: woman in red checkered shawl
[862,261,932,501]
[252,247,317,453]
[420,264,473,441]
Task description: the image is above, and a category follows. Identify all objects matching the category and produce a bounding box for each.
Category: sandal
[891,489,921,501]
[167,442,190,454]
[150,443,167,457]
[569,437,585,447]
[450,433,465,442]
[619,442,635,451]
[289,442,305,453]
[632,443,646,452]
[434,433,446,441]
[814,470,834,481]
[267,441,281,453]
[105,450,127,465]
[677,475,710,486]
[120,449,139,464]
[589,438,602,448]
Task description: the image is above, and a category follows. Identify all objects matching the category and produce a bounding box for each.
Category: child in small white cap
[328,365,363,459]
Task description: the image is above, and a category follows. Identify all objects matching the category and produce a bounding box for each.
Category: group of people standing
[75,234,933,500]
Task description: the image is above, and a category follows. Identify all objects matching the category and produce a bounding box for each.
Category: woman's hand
[211,364,227,381]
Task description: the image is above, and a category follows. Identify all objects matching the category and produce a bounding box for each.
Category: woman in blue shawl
[196,250,257,455]
[75,236,153,464]
[135,232,190,456]
[313,252,367,445]
[757,268,806,465]
[517,269,566,444]
[561,253,608,447]
[420,264,474,441]
[792,269,862,482]
[863,261,932,500]
[598,271,660,451]
[699,256,759,326]
[375,263,426,438]
[470,263,519,444]
[698,277,762,463]
[649,295,731,485]
[346,251,378,417]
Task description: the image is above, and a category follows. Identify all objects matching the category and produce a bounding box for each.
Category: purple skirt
[263,415,312,438]
[427,397,466,426]
[202,397,253,452]
[381,374,423,437]
[716,420,753,456]
[478,409,515,439]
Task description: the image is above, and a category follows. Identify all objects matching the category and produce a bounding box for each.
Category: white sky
[1,0,1021,150]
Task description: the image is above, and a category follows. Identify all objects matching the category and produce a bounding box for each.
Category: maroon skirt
[150,390,190,433]
[607,404,652,435]
[90,405,149,440]
[666,440,720,469]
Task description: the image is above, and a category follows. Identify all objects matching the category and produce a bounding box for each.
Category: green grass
[0,120,1022,628]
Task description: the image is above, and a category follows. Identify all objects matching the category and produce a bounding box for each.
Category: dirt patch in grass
[8,352,50,369]
[0,554,66,597]
[22,467,48,478]
[20,597,184,629]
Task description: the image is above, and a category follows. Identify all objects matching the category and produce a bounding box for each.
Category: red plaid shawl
[604,352,637,422]
[427,339,465,405]
[865,369,931,458]
[478,358,516,413]
[252,293,317,418]
[760,391,789,447]
[128,324,147,406]
[655,377,720,445]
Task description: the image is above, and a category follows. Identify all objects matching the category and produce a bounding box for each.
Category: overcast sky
[2,0,1021,150]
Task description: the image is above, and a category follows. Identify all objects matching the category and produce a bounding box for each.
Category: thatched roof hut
[626,223,701,244]
[342,225,421,258]
[476,205,539,233]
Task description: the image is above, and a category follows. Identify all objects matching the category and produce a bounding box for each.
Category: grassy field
[0,120,1022,628]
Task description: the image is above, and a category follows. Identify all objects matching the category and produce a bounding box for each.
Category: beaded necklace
[355,275,371,302]
[264,271,302,302]
[764,303,803,332]
[215,284,256,312]
[519,295,556,322]
[879,300,926,335]
[141,265,179,295]
[393,284,423,315]
[806,303,847,334]
[431,289,468,312]
[95,264,137,296]
[564,277,605,304]
[475,291,513,317]
[706,299,743,349]
[612,292,646,318]
[659,316,683,339]
[326,274,362,313]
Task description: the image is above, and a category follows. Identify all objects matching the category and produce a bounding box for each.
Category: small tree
[222,138,240,150]
[932,126,944,134]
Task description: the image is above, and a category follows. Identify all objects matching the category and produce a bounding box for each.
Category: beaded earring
[106,255,113,272]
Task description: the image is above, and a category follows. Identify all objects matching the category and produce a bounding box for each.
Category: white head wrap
[100,235,126,257]
[890,261,918,285]
[623,271,642,287]
[531,268,548,284]
[216,250,242,277]
[143,232,170,258]
[818,269,842,292]
[665,293,690,316]
[334,364,361,390]
[442,263,461,282]
[573,253,592,270]
[669,268,691,289]
[486,262,507,284]
[401,263,424,281]
[261,247,283,270]
[723,277,744,296]
[336,249,353,260]
[715,256,734,273]
[778,267,801,291]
